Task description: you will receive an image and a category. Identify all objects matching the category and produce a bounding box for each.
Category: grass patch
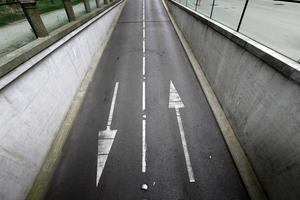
[0,4,25,26]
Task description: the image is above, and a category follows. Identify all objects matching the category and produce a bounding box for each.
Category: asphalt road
[45,0,250,199]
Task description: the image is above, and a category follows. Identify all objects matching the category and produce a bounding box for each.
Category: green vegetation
[0,0,82,27]
[0,3,24,26]
[36,0,82,13]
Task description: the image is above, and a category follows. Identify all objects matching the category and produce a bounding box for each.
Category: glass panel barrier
[38,0,69,33]
[0,1,35,56]
[240,0,300,61]
[187,0,197,9]
[89,0,97,10]
[73,1,85,18]
[196,0,213,17]
[210,0,246,29]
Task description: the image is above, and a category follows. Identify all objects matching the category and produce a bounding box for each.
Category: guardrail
[0,0,105,37]
[0,0,119,80]
[177,0,300,63]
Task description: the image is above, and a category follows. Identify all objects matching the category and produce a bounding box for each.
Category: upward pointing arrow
[168,80,195,183]
[169,81,184,109]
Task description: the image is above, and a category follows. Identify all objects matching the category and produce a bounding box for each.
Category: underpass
[45,0,249,198]
[0,0,299,199]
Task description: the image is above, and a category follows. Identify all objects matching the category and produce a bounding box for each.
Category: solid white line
[142,119,146,173]
[142,81,146,111]
[175,107,195,182]
[106,82,119,129]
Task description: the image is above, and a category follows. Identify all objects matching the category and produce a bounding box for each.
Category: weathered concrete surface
[0,2,124,200]
[166,1,300,200]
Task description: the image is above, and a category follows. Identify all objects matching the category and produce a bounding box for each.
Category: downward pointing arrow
[97,82,119,186]
[168,81,195,182]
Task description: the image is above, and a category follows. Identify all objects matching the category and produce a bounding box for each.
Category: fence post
[237,0,249,32]
[63,0,76,21]
[209,0,215,18]
[20,0,48,37]
[83,0,91,12]
[95,0,100,8]
[195,0,199,10]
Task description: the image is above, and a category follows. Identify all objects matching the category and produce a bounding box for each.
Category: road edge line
[26,1,126,199]
[161,0,267,199]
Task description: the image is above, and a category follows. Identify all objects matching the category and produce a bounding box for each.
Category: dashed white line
[143,56,146,76]
[142,0,147,174]
[142,119,147,173]
[142,81,146,111]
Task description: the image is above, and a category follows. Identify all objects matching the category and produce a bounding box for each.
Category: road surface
[46,0,250,199]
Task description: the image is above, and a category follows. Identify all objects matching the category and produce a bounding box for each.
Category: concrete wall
[166,1,300,200]
[0,2,124,200]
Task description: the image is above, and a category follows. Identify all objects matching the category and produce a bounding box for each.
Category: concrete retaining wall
[0,2,124,200]
[166,1,300,199]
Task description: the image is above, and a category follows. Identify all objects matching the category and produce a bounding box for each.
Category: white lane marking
[175,107,195,182]
[143,56,145,76]
[142,81,146,111]
[169,81,184,108]
[107,82,119,129]
[142,119,147,173]
[168,81,195,182]
[97,82,119,186]
[143,38,145,54]
[142,0,147,174]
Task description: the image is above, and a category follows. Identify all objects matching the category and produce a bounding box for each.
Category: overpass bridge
[0,0,299,199]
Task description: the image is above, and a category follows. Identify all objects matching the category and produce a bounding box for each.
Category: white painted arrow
[96,82,119,186]
[169,81,195,182]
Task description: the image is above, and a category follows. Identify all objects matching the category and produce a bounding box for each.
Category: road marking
[97,82,119,186]
[169,81,195,182]
[142,81,146,111]
[107,82,119,129]
[142,119,146,173]
[142,0,146,77]
[169,81,184,109]
[175,108,195,182]
[143,56,145,76]
[142,0,147,173]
